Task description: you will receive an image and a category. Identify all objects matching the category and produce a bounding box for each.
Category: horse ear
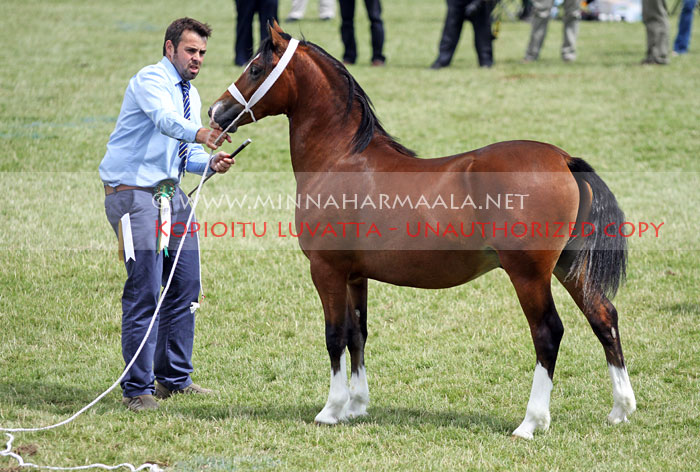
[271,19,284,34]
[268,21,285,49]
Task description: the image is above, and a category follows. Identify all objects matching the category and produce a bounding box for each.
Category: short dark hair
[163,17,212,56]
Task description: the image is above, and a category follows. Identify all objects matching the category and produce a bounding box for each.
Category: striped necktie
[178,80,191,177]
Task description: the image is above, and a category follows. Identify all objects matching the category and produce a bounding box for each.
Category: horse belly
[353,249,500,289]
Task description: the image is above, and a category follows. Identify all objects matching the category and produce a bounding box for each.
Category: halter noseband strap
[227,38,300,126]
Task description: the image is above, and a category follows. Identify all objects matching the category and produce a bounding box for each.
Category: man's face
[167,30,207,81]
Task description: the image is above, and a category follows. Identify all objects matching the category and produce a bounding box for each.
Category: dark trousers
[105,188,201,397]
[435,0,493,67]
[339,0,385,63]
[235,0,279,66]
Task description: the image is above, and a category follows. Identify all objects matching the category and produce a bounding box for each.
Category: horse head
[208,21,298,134]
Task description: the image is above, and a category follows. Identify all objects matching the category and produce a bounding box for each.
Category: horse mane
[258,35,416,158]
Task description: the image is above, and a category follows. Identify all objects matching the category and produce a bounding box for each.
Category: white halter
[226,38,299,126]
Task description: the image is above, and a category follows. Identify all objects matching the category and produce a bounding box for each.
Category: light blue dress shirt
[100,57,213,187]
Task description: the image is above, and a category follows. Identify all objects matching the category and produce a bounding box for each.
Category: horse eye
[249,64,263,79]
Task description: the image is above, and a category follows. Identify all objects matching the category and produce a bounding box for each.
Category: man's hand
[209,151,235,174]
[196,127,232,150]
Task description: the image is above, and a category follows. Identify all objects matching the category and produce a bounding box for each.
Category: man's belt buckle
[153,180,176,202]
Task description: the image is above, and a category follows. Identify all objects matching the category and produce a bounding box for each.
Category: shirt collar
[160,56,185,86]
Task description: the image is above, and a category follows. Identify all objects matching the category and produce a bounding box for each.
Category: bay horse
[208,23,636,438]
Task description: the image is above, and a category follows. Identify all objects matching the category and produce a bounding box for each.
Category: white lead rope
[2,434,156,472]
[1,35,299,472]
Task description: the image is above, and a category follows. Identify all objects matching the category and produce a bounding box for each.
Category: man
[100,17,234,412]
[431,0,495,69]
[523,0,580,62]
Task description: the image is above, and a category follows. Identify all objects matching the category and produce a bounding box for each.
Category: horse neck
[286,54,381,173]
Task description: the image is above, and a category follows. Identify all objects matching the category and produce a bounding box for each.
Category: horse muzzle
[208,100,244,134]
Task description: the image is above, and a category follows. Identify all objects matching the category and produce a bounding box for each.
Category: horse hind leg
[554,263,636,424]
[500,252,564,439]
[346,277,369,419]
[311,260,351,425]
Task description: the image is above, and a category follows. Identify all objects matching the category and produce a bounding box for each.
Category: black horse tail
[565,157,627,302]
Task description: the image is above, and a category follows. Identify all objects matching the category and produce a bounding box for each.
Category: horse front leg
[310,259,351,425]
[346,277,369,419]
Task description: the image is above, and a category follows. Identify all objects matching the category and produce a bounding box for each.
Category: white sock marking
[513,363,553,439]
[607,364,636,424]
[347,365,369,418]
[314,352,350,424]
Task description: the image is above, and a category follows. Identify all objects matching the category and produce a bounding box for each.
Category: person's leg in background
[561,0,581,61]
[340,0,358,64]
[642,0,669,64]
[319,0,336,20]
[673,0,697,54]
[431,0,467,69]
[286,0,308,21]
[471,0,494,67]
[235,0,257,66]
[524,0,555,61]
[258,0,279,45]
[364,0,386,64]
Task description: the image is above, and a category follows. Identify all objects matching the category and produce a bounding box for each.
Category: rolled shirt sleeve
[186,144,216,176]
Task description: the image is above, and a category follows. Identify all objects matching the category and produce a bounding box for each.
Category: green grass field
[1,0,699,470]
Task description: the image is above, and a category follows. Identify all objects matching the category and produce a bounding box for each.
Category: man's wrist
[195,128,208,144]
[207,155,217,175]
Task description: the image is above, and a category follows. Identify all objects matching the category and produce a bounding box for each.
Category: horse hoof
[607,414,628,425]
[314,419,337,426]
[511,428,534,440]
[346,408,369,420]
[346,398,369,419]
[608,395,636,424]
[512,409,549,439]
[607,406,631,425]
[314,404,349,425]
[314,414,340,425]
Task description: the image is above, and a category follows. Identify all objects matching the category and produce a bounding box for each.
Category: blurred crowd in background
[233,0,697,68]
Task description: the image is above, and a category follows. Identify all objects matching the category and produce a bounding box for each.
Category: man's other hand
[196,127,232,150]
[210,151,235,173]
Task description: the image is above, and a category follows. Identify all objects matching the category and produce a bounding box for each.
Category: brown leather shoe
[122,394,159,412]
[155,382,213,399]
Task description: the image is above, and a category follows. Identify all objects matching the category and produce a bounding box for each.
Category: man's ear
[165,39,175,58]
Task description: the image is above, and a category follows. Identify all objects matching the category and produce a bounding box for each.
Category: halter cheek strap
[227,38,300,126]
